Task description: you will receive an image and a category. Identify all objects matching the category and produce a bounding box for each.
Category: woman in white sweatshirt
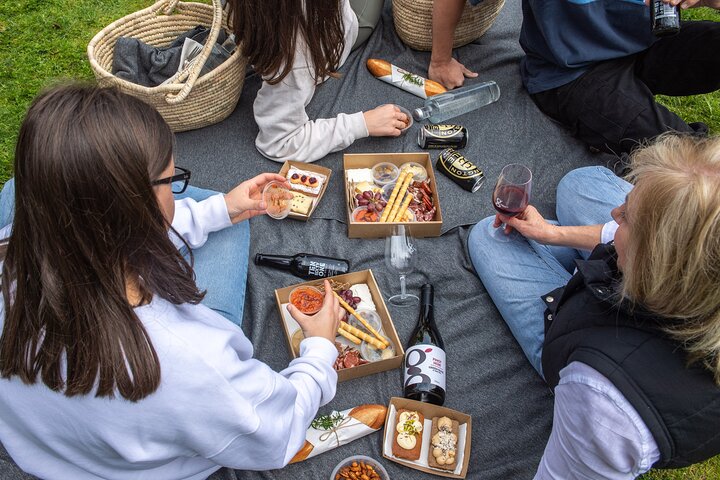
[0,84,344,479]
[228,0,405,163]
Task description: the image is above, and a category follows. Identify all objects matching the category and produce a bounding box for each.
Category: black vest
[542,244,720,469]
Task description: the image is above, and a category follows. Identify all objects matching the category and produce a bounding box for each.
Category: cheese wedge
[290,192,313,216]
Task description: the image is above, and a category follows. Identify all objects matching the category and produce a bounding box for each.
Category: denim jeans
[467,166,632,377]
[0,180,249,326]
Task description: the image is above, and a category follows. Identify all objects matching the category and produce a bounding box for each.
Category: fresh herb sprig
[402,72,423,87]
[311,412,345,430]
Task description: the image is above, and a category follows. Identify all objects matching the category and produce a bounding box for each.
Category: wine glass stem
[399,274,407,299]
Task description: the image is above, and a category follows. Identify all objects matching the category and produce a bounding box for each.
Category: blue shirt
[520,0,658,94]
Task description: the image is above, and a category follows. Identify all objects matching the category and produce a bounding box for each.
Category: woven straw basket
[87,0,246,132]
[393,0,505,51]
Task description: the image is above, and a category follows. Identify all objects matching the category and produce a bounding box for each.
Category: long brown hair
[0,85,205,401]
[622,134,720,384]
[229,0,345,85]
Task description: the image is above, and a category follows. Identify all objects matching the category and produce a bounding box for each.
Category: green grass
[0,1,719,478]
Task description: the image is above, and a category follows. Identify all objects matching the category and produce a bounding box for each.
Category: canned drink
[436,148,485,193]
[417,124,468,149]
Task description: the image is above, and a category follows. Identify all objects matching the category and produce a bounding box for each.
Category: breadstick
[332,291,389,346]
[380,170,408,222]
[385,173,413,223]
[340,322,386,350]
[337,327,361,345]
[391,192,414,222]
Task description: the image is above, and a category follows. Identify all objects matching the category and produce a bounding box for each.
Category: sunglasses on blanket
[151,167,192,194]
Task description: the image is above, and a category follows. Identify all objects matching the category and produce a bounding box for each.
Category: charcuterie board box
[277,160,332,221]
[344,153,443,238]
[382,397,473,478]
[274,269,405,382]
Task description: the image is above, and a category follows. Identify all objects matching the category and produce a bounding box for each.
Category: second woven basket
[393,0,505,51]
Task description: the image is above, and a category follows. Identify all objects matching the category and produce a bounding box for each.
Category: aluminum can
[417,124,468,149]
[436,148,484,193]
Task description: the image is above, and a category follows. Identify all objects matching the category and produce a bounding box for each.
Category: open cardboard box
[274,269,405,382]
[344,153,443,238]
[382,397,473,478]
[278,160,332,221]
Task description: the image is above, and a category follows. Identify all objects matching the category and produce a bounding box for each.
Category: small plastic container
[361,335,395,363]
[400,161,428,182]
[351,206,380,223]
[397,105,414,134]
[372,162,400,186]
[262,181,292,219]
[349,308,382,333]
[329,455,390,480]
[288,285,324,315]
[381,182,396,202]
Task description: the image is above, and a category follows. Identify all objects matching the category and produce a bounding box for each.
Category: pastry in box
[287,167,326,196]
[391,409,424,461]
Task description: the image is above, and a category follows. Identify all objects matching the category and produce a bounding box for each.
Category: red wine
[404,284,446,406]
[493,184,529,217]
[254,253,349,280]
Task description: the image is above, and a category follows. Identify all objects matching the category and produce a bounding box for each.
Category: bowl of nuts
[330,455,389,480]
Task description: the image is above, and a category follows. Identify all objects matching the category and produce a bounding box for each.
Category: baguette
[366,59,447,99]
[391,409,424,461]
[289,404,387,463]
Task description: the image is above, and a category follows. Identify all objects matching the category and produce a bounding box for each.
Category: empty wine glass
[384,225,419,306]
[488,163,532,242]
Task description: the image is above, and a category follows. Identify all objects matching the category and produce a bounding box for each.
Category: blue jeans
[0,180,249,326]
[467,167,632,377]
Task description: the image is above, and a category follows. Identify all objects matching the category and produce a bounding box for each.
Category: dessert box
[344,152,444,238]
[274,269,405,382]
[382,397,472,478]
[278,160,332,221]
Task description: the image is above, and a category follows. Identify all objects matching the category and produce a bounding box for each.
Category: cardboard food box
[278,160,332,221]
[274,269,405,382]
[344,152,443,238]
[382,397,473,478]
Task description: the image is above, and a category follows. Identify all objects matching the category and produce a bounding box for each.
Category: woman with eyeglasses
[468,135,720,478]
[0,84,344,479]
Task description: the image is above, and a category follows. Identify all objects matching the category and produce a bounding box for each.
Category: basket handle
[162,0,225,105]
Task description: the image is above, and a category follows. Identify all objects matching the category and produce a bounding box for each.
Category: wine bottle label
[307,261,340,278]
[404,344,446,390]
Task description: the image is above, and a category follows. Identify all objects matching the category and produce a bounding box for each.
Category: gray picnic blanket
[0,0,617,478]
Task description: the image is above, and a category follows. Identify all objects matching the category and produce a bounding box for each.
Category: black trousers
[532,21,720,155]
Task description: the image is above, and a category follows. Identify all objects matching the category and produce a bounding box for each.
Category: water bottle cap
[413,108,427,121]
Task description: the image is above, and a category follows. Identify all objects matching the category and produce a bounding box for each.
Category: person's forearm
[431,0,466,64]
[547,224,603,251]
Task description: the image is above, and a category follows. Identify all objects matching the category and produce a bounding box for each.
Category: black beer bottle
[650,0,680,37]
[254,253,350,280]
[403,284,446,406]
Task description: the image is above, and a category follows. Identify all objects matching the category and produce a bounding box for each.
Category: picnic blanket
[0,0,617,478]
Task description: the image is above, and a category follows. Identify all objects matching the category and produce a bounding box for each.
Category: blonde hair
[622,134,720,384]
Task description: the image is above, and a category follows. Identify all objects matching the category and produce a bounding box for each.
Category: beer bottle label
[404,344,446,390]
[307,261,330,278]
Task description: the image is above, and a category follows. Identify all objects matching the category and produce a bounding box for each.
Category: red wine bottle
[651,0,680,37]
[254,253,349,280]
[404,284,446,406]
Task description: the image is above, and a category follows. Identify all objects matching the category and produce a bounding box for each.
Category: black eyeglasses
[151,167,191,194]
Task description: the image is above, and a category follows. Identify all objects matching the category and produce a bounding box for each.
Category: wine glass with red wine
[384,225,420,306]
[488,164,532,242]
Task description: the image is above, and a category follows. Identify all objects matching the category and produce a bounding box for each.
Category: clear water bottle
[413,81,500,123]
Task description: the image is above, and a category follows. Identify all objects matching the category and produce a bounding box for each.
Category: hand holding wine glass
[489,164,533,242]
[384,225,419,306]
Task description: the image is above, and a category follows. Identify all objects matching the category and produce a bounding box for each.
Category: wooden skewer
[385,173,413,223]
[339,322,386,350]
[380,170,408,222]
[332,291,389,346]
[391,192,414,223]
[337,327,361,345]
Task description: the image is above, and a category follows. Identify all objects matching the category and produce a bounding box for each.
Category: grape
[367,203,376,213]
[380,200,387,207]
[358,199,369,206]
[374,192,381,201]
[352,297,361,304]
[362,191,373,200]
[355,194,363,201]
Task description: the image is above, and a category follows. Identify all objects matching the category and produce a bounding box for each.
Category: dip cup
[288,285,324,315]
